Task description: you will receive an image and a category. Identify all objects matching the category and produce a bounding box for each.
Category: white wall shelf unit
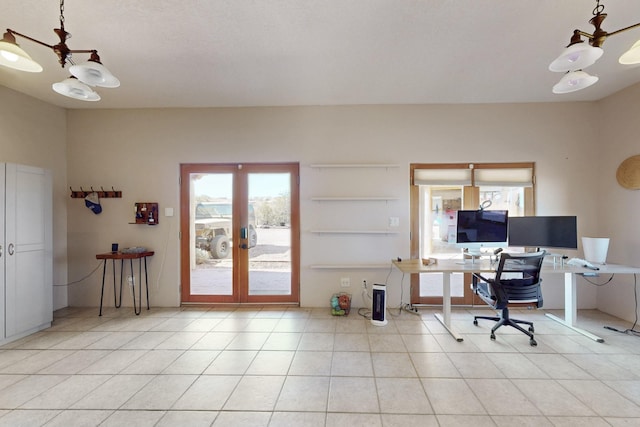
[309,163,399,169]
[307,162,401,270]
[309,264,391,270]
[310,230,398,234]
[311,197,398,201]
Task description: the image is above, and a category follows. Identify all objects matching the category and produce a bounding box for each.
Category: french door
[180,163,299,304]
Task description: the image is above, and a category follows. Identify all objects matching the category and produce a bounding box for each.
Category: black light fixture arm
[6,27,99,68]
[6,28,55,51]
[607,22,640,38]
[567,1,640,48]
[4,0,102,68]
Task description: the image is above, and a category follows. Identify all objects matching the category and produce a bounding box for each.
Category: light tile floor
[1,306,640,426]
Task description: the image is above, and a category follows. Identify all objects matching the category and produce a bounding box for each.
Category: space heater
[371,283,388,326]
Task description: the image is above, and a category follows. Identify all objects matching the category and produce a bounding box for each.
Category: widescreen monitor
[455,210,509,253]
[508,216,578,249]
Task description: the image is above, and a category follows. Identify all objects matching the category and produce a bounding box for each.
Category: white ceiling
[2,0,640,109]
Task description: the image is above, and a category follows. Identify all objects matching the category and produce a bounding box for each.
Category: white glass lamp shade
[52,77,100,101]
[549,43,603,72]
[619,40,640,65]
[552,70,598,94]
[0,34,43,72]
[69,60,120,88]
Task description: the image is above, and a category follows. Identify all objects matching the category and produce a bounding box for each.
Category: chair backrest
[493,250,546,306]
[495,250,546,286]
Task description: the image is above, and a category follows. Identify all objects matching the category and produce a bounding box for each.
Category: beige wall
[3,81,638,321]
[66,102,605,312]
[593,83,640,322]
[0,86,68,309]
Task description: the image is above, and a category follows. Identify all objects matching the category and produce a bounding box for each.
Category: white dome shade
[619,40,640,65]
[52,77,101,101]
[552,70,598,94]
[549,43,603,72]
[0,37,43,72]
[69,60,120,88]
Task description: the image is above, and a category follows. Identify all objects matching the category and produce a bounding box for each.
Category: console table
[95,251,154,316]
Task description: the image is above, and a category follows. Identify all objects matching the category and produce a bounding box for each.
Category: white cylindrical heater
[371,283,388,326]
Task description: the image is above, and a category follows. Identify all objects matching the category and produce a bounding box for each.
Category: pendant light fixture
[549,0,640,94]
[0,0,119,101]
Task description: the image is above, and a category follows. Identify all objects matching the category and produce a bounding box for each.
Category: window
[410,163,535,305]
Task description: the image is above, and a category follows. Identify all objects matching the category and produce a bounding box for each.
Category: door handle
[0,245,2,258]
[8,243,15,256]
[240,227,248,249]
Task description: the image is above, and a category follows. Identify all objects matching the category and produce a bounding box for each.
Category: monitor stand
[545,252,565,267]
[456,250,482,265]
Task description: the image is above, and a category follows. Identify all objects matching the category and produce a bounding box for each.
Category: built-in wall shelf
[311,197,398,202]
[309,264,391,270]
[308,163,400,268]
[310,229,399,234]
[309,164,399,169]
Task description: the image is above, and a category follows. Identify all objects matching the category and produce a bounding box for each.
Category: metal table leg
[99,260,107,316]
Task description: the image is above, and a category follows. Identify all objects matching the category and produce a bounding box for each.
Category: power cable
[603,274,640,336]
[53,261,102,287]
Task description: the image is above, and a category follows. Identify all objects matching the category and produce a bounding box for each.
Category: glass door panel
[190,172,234,296]
[247,172,292,296]
[416,186,466,303]
[478,186,525,216]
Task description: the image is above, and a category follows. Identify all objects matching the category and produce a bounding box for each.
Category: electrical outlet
[340,277,351,287]
[389,217,400,227]
[127,276,135,287]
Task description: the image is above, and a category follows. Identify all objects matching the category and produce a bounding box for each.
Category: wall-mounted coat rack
[70,187,122,199]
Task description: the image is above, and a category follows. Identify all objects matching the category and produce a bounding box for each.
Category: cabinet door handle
[8,243,14,256]
[0,245,2,257]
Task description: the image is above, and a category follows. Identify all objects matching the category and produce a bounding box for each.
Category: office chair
[472,250,545,346]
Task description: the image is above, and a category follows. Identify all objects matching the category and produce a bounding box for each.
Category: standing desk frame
[392,258,640,343]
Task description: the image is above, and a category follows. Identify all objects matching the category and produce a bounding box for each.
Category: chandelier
[549,0,640,94]
[0,0,119,101]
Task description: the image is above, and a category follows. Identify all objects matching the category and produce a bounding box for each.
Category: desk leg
[545,272,604,343]
[434,272,464,342]
[99,260,107,316]
[143,256,150,311]
[114,260,123,308]
[128,258,141,315]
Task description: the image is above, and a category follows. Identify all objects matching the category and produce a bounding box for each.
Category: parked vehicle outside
[195,202,258,258]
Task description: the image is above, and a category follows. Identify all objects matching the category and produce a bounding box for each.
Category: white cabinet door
[4,163,53,339]
[0,164,5,340]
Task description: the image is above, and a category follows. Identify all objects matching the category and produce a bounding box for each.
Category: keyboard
[567,257,599,270]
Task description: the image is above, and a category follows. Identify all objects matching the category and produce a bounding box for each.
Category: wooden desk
[96,251,154,316]
[392,258,640,343]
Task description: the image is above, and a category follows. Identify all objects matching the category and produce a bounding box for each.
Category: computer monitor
[455,210,509,254]
[508,216,578,249]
